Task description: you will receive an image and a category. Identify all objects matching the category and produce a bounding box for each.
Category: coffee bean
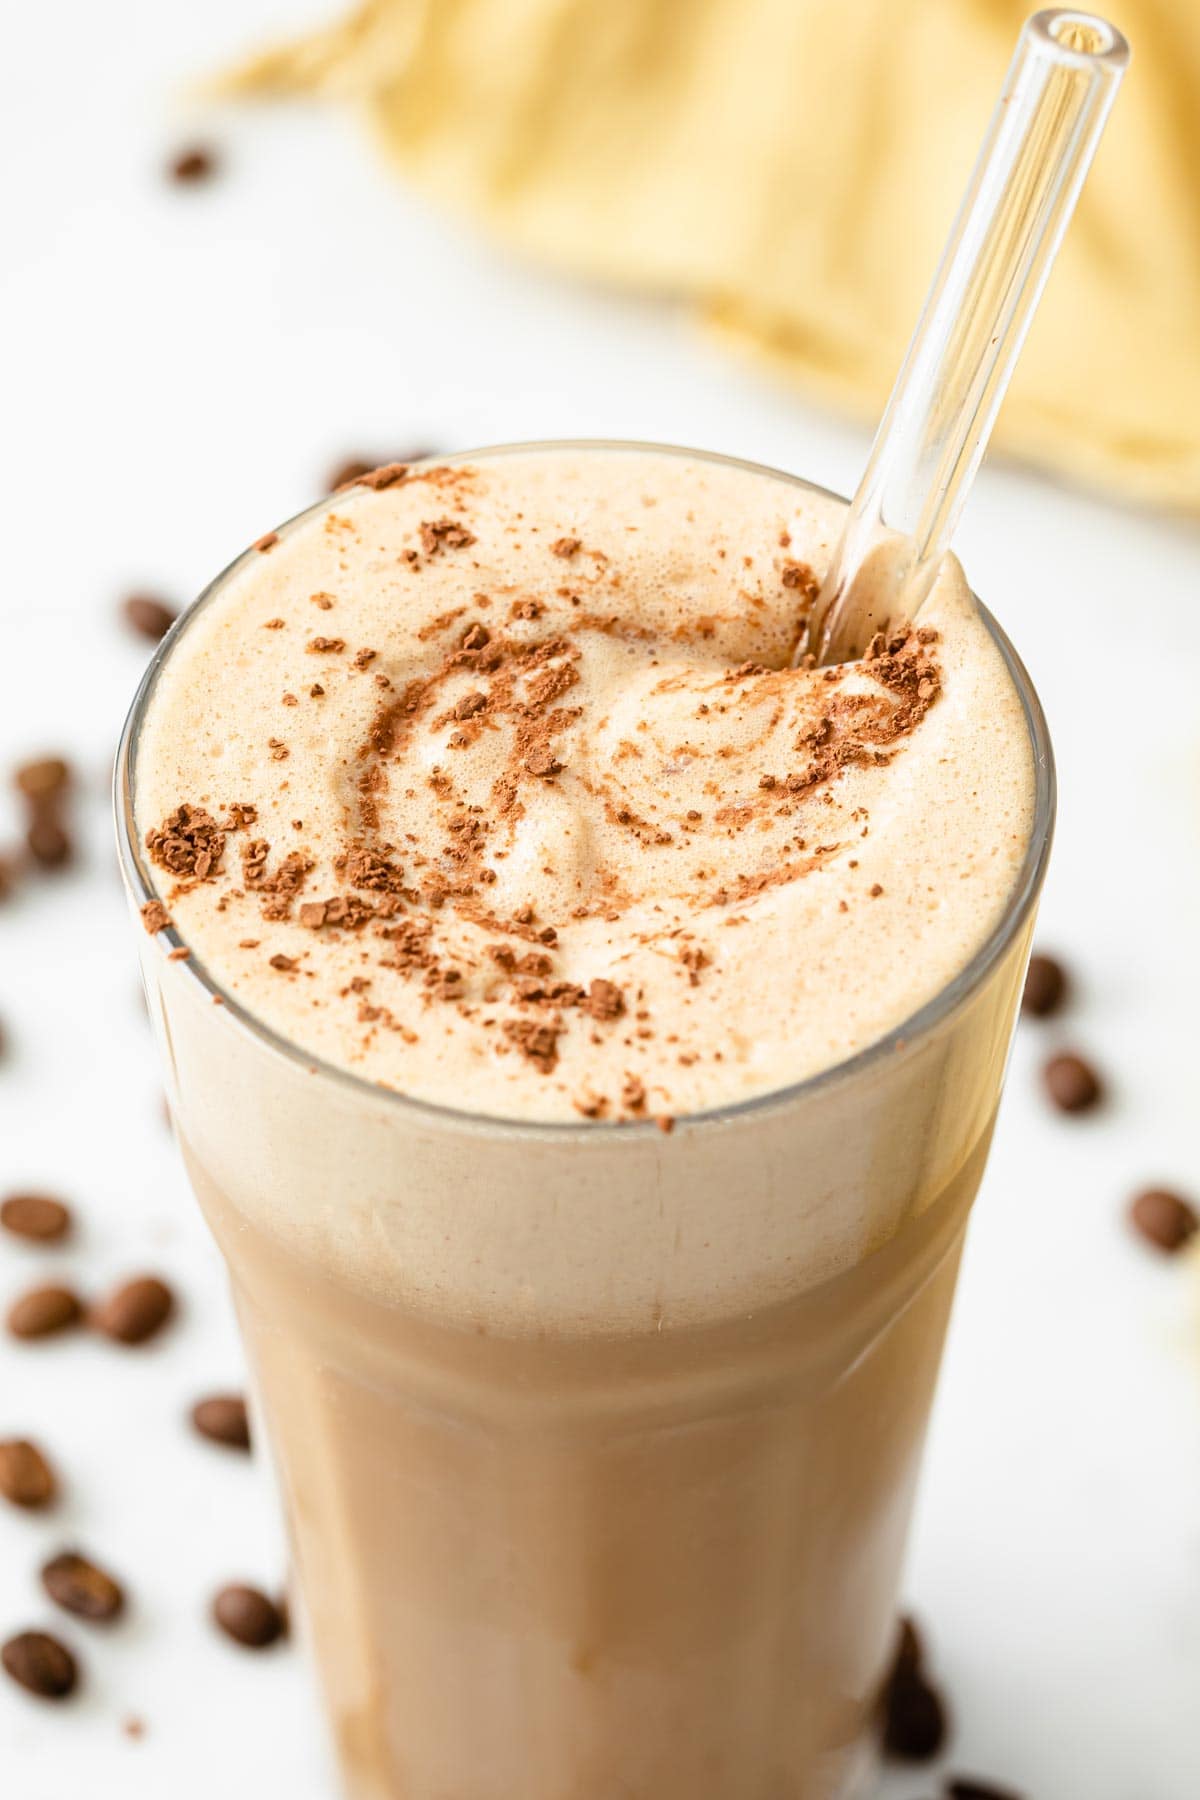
[1129,1187,1198,1255]
[91,1275,175,1345]
[0,1439,57,1508]
[1021,951,1068,1018]
[947,1781,1024,1800]
[42,1551,125,1623]
[13,758,71,804]
[168,144,218,184]
[6,1284,83,1340]
[121,593,177,642]
[1,1193,72,1243]
[1,1630,78,1699]
[191,1394,251,1452]
[894,1613,924,1677]
[25,811,72,870]
[212,1584,286,1649]
[881,1664,948,1761]
[1042,1050,1102,1114]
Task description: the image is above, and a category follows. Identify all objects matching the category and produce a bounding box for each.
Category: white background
[2,2,1199,1795]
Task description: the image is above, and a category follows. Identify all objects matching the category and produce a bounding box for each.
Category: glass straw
[806,9,1129,665]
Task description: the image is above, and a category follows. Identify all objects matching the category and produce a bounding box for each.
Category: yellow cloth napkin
[226,0,1200,512]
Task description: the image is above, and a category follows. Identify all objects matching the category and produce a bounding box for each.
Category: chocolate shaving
[420,518,476,557]
[145,805,225,881]
[140,900,170,935]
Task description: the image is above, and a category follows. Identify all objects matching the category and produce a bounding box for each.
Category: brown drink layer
[123,446,1045,1799]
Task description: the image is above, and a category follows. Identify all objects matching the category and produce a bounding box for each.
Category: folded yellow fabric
[226,0,1200,511]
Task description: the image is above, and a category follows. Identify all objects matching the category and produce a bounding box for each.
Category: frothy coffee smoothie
[123,446,1045,1800]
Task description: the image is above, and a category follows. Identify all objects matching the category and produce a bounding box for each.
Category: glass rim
[114,437,1056,1142]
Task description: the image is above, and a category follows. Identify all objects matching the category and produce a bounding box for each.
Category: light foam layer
[134,447,1033,1125]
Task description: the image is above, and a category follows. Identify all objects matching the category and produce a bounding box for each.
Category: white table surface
[3,3,1199,1795]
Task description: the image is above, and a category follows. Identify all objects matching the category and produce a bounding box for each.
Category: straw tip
[1029,10,1131,67]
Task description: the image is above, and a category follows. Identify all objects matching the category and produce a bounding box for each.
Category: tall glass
[115,444,1054,1800]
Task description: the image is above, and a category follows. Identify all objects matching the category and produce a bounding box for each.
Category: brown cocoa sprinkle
[551,536,581,558]
[167,946,190,962]
[420,518,476,556]
[525,746,563,778]
[460,621,491,650]
[212,1584,286,1649]
[1129,1187,1198,1254]
[42,1551,125,1624]
[254,532,279,553]
[780,559,820,602]
[6,1286,83,1341]
[309,684,325,698]
[353,647,377,669]
[869,882,884,897]
[1022,952,1068,1018]
[0,1439,57,1509]
[121,593,177,642]
[269,954,297,972]
[656,1115,675,1134]
[621,1075,647,1113]
[298,901,328,928]
[307,636,346,654]
[14,757,72,802]
[224,802,258,831]
[585,978,625,1022]
[26,813,72,869]
[1042,1051,1103,1114]
[90,1276,174,1346]
[503,1018,562,1072]
[1,1193,71,1243]
[334,460,412,493]
[168,143,217,184]
[191,1394,252,1452]
[145,804,225,880]
[2,1631,78,1700]
[140,899,170,935]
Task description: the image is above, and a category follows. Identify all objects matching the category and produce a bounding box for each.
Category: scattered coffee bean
[6,1284,84,1341]
[882,1666,948,1762]
[0,1439,57,1508]
[121,593,177,642]
[41,1551,125,1624]
[25,811,72,870]
[168,144,218,185]
[13,758,71,803]
[1021,951,1068,1018]
[191,1393,251,1452]
[1129,1187,1198,1255]
[1,1193,72,1243]
[326,449,435,493]
[1,1630,78,1700]
[91,1275,175,1346]
[947,1781,1024,1800]
[1042,1050,1102,1114]
[893,1614,923,1677]
[212,1584,286,1649]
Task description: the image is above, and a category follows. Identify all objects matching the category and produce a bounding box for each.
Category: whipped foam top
[134,447,1034,1124]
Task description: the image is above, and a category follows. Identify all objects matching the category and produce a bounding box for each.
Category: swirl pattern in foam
[134,447,1033,1125]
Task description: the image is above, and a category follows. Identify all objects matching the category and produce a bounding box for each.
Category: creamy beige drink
[118,445,1049,1800]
